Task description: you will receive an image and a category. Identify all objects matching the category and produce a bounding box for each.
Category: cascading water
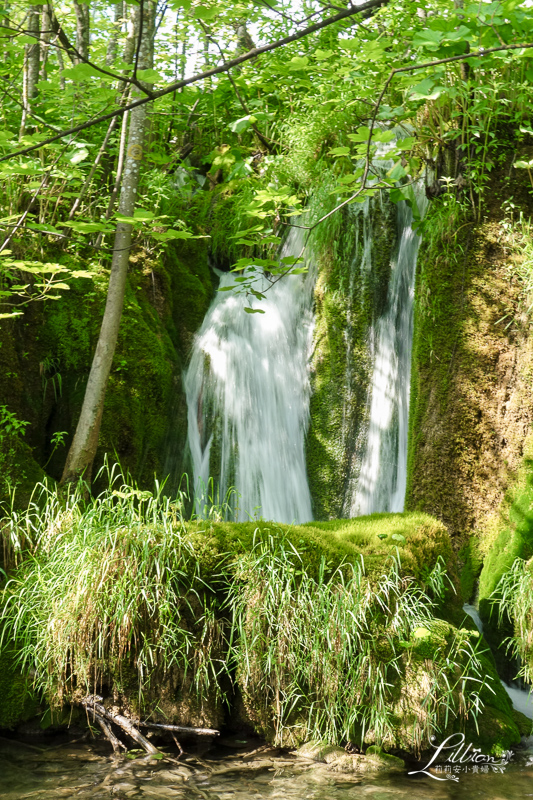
[350,190,427,516]
[184,227,315,523]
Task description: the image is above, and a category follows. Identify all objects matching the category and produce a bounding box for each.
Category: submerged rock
[294,740,404,773]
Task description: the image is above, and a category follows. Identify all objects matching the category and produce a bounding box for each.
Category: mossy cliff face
[306,196,396,519]
[407,195,533,542]
[405,172,533,677]
[0,239,213,502]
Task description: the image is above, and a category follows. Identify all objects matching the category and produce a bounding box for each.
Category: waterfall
[350,191,427,516]
[184,227,315,523]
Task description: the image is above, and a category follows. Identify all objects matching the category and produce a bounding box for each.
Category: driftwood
[81,697,159,755]
[138,721,220,736]
[80,696,219,758]
[93,713,126,754]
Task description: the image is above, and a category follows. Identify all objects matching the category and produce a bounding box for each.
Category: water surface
[2,737,533,800]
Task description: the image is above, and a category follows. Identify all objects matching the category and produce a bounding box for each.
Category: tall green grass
[497,556,533,683]
[0,467,224,709]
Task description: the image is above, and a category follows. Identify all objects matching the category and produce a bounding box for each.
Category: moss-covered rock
[406,191,533,543]
[294,740,404,773]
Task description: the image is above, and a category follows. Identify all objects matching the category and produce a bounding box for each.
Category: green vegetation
[1,0,533,766]
[0,473,514,754]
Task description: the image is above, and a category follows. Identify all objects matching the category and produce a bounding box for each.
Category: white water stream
[350,192,427,516]
[184,227,315,523]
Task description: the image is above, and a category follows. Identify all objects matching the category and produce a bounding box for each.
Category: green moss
[463,705,521,757]
[479,434,533,601]
[458,537,484,603]
[406,169,533,547]
[512,708,532,737]
[0,236,214,493]
[187,511,453,583]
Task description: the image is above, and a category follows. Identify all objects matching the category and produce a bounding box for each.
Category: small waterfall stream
[350,192,427,516]
[184,227,315,523]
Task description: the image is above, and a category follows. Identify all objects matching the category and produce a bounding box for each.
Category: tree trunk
[20,5,41,138]
[61,2,155,485]
[106,2,123,66]
[123,4,136,70]
[74,0,90,63]
[40,4,51,81]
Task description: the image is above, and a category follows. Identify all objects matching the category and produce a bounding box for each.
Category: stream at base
[2,737,533,800]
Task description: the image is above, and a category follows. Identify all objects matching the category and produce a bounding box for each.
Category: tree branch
[0,0,390,163]
[9,14,155,97]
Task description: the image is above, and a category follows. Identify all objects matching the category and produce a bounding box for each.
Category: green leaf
[71,271,95,279]
[229,116,254,134]
[388,163,407,181]
[289,56,309,71]
[396,136,417,151]
[193,5,218,20]
[62,63,105,81]
[412,29,443,49]
[135,68,162,83]
[244,307,265,314]
[69,148,89,165]
[391,533,406,544]
[133,209,155,221]
[328,147,350,157]
[63,221,114,234]
[348,126,371,143]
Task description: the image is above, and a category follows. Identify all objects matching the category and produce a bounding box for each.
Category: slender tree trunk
[106,1,123,66]
[123,5,136,70]
[61,3,155,485]
[20,6,41,138]
[73,0,90,63]
[40,4,51,81]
